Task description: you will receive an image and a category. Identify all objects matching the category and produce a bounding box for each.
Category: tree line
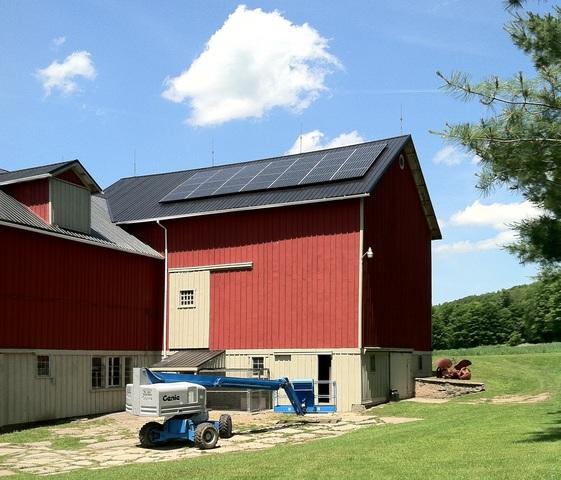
[432,268,561,350]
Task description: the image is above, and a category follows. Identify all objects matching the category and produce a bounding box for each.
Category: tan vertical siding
[169,271,210,348]
[361,352,389,404]
[390,352,413,399]
[225,351,362,412]
[331,353,362,411]
[50,178,91,233]
[0,351,160,428]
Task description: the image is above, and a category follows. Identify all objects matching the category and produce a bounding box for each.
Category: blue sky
[0,0,548,303]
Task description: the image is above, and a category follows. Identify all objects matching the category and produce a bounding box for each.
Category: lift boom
[126,368,306,449]
[145,369,306,415]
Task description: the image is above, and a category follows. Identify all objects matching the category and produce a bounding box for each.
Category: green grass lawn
[8,347,561,479]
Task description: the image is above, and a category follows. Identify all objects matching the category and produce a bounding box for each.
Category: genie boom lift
[126,368,306,449]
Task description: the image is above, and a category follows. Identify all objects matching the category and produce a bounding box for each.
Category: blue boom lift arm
[145,369,306,415]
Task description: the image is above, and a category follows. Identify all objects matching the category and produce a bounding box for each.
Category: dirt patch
[378,417,422,425]
[404,397,450,404]
[491,393,550,404]
[465,392,551,405]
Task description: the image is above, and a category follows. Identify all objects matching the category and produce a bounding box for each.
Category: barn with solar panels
[105,134,441,411]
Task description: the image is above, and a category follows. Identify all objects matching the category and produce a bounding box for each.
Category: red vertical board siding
[0,226,163,350]
[2,179,50,223]
[127,201,361,350]
[362,156,432,351]
[55,170,85,187]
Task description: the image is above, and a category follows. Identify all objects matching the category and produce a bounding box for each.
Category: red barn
[0,161,163,427]
[106,135,441,411]
[0,135,440,424]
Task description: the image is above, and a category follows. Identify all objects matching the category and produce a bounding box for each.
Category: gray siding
[50,178,91,233]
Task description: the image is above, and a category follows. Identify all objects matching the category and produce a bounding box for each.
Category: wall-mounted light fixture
[362,247,374,259]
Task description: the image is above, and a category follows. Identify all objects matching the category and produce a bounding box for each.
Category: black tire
[219,414,233,439]
[139,421,162,448]
[194,422,219,450]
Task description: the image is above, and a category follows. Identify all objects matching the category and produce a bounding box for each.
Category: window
[37,355,51,377]
[179,289,195,308]
[92,357,104,388]
[252,357,264,376]
[369,355,376,372]
[92,356,134,389]
[125,357,134,385]
[418,355,423,371]
[107,357,121,387]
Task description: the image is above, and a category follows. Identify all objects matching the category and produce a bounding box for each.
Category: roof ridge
[0,159,77,177]
[111,135,411,184]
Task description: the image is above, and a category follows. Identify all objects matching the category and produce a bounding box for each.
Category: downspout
[156,220,168,359]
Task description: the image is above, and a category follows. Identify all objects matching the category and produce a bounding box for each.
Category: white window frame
[36,354,52,378]
[91,355,134,389]
[178,289,196,309]
[252,356,265,377]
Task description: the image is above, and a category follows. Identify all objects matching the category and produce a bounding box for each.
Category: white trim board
[169,262,253,273]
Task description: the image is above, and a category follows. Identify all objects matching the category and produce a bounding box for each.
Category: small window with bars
[179,289,196,308]
[37,355,51,377]
[252,357,265,377]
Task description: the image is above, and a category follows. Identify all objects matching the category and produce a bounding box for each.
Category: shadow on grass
[519,410,561,443]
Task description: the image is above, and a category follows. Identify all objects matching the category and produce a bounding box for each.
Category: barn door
[169,271,210,349]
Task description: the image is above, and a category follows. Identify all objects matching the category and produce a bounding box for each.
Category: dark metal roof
[151,349,225,371]
[0,190,161,257]
[0,160,102,193]
[104,135,441,239]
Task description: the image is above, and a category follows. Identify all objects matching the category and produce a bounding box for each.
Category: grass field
[7,345,561,479]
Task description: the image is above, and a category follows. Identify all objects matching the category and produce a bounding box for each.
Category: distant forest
[432,268,561,350]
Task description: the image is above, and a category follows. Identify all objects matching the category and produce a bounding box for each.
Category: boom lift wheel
[194,422,219,449]
[139,421,163,448]
[219,414,233,438]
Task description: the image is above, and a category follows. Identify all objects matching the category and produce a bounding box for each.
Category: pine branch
[437,71,561,111]
[430,130,561,143]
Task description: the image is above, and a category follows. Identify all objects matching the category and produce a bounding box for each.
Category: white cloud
[162,5,341,126]
[286,130,364,154]
[36,51,96,96]
[434,230,517,255]
[52,36,66,47]
[449,200,544,231]
[433,145,479,166]
[435,200,545,256]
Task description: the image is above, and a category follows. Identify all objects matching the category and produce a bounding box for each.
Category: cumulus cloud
[434,230,517,255]
[36,51,96,96]
[52,36,66,47]
[433,145,479,166]
[435,200,545,256]
[286,130,364,154]
[449,200,544,231]
[162,5,341,126]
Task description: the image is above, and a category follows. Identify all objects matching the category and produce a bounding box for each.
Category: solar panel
[160,142,387,203]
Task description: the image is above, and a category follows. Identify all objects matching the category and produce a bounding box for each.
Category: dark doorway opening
[317,355,332,403]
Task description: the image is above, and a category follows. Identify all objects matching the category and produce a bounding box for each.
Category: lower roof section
[151,349,225,372]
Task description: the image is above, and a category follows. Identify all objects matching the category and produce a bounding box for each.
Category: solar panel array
[160,142,387,203]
